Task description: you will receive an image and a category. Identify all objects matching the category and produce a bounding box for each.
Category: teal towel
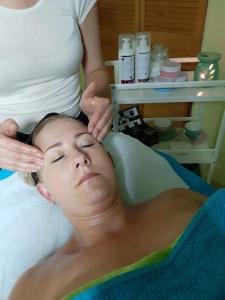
[65,189,225,299]
[0,169,14,180]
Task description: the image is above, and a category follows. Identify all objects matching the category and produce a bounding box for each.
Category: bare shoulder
[143,188,208,214]
[164,188,207,204]
[155,188,208,215]
[7,264,43,300]
[7,249,95,300]
[7,256,70,300]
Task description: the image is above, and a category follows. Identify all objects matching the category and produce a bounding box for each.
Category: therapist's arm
[79,4,112,141]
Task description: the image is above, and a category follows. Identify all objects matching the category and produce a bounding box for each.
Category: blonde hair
[20,114,82,186]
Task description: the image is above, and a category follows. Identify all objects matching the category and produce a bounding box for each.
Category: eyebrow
[44,132,90,153]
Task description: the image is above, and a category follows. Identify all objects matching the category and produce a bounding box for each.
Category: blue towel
[156,150,216,196]
[0,169,15,180]
[67,189,225,300]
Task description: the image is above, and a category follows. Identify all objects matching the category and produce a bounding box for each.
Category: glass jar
[194,52,221,81]
[150,44,168,78]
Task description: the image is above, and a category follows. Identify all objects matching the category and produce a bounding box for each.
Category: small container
[154,118,172,133]
[153,72,187,83]
[118,34,135,84]
[135,32,151,82]
[185,121,202,140]
[194,52,221,81]
[154,61,187,84]
[150,44,168,78]
[160,62,181,79]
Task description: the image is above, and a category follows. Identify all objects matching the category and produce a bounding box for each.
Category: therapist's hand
[0,119,43,172]
[80,82,113,141]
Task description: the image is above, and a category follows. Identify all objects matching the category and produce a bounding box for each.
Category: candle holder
[194,52,221,81]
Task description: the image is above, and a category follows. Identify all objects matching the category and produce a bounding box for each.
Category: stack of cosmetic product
[154,61,187,82]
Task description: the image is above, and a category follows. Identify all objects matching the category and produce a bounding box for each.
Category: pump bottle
[118,35,135,84]
[135,33,151,82]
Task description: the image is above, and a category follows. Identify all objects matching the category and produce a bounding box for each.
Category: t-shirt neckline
[0,0,44,14]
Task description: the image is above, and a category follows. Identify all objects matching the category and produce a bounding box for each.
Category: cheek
[93,159,117,198]
[97,154,116,182]
[42,166,73,198]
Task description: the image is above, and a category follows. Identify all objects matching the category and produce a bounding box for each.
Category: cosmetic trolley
[106,58,225,183]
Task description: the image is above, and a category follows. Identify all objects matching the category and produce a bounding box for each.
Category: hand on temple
[80,82,113,141]
[0,119,43,172]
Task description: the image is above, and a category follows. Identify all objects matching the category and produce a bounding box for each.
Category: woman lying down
[8,114,225,300]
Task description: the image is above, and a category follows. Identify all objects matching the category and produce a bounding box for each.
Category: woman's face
[34,118,118,218]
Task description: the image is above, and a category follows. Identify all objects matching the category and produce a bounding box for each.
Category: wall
[199,0,225,185]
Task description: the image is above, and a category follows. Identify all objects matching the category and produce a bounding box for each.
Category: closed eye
[82,144,93,148]
[52,155,64,163]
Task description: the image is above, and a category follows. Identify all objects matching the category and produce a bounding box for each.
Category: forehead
[35,118,88,146]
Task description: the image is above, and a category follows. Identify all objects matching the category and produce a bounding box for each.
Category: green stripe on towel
[62,236,179,300]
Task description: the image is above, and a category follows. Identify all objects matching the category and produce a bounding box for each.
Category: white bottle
[118,34,135,84]
[135,32,151,82]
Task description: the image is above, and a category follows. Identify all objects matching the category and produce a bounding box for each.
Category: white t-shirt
[0,0,97,132]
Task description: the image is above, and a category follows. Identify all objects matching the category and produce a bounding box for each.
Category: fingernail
[93,129,99,137]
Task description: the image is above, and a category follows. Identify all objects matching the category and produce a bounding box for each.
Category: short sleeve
[73,0,97,25]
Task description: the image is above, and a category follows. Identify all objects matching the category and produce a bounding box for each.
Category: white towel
[0,174,72,300]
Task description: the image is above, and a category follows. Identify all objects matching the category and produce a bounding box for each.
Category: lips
[77,172,98,186]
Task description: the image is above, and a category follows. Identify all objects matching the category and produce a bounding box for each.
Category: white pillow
[103,132,187,203]
[0,132,187,299]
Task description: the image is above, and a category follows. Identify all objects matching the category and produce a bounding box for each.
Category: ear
[37,183,53,202]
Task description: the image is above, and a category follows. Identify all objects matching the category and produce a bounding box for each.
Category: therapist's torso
[0,0,85,133]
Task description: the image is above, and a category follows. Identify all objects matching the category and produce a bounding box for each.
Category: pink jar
[160,62,181,79]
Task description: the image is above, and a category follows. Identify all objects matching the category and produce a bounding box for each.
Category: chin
[82,176,113,195]
[88,185,112,203]
[89,194,116,215]
[85,182,117,210]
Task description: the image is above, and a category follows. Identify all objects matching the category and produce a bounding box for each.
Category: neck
[71,198,129,248]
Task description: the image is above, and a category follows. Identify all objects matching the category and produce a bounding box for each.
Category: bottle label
[135,52,150,81]
[119,55,135,83]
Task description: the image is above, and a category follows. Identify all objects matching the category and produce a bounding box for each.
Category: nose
[74,150,90,169]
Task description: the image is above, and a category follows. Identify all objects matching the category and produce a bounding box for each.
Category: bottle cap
[136,32,151,49]
[119,34,135,52]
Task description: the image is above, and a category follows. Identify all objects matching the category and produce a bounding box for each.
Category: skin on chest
[28,190,203,299]
[40,209,200,298]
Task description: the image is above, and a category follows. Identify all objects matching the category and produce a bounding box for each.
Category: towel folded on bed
[63,189,225,300]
